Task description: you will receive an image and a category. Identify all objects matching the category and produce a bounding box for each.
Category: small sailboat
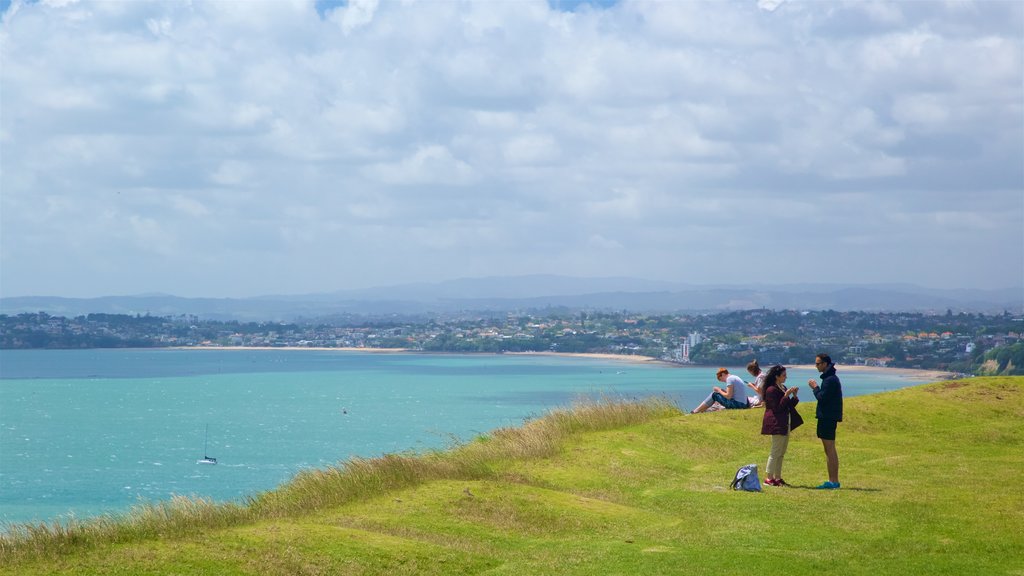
[196,424,217,465]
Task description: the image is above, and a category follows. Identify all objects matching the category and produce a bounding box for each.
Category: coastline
[504,350,670,366]
[632,358,954,381]
[171,347,672,366]
[168,346,955,380]
[170,346,411,353]
[786,364,956,381]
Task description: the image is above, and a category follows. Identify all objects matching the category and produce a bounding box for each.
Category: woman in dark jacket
[761,365,803,486]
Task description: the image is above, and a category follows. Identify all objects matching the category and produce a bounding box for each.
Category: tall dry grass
[0,396,680,562]
[0,496,252,562]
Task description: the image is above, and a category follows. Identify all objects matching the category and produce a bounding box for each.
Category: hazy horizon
[2,0,1022,299]
[2,274,1023,301]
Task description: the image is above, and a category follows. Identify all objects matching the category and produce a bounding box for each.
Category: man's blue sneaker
[815,481,840,490]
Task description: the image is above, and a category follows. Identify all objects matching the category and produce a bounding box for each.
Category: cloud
[757,0,785,14]
[364,145,477,186]
[326,0,378,35]
[0,0,1021,298]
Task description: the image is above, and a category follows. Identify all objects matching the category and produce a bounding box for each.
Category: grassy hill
[3,377,1023,575]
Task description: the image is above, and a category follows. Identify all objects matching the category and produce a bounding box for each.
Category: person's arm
[808,378,823,400]
[779,385,799,409]
[746,381,762,399]
[812,375,834,402]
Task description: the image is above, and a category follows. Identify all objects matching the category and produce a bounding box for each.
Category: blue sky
[1,0,1022,298]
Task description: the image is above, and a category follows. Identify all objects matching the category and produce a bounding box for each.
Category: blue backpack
[730,464,762,492]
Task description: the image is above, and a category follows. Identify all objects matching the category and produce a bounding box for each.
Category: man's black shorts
[817,419,838,441]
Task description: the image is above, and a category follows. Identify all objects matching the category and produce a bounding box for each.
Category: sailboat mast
[197,424,217,464]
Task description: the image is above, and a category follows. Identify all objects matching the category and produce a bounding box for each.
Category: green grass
[3,378,1023,575]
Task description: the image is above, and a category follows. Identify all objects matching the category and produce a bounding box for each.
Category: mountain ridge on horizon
[266,275,1023,301]
[2,275,1021,320]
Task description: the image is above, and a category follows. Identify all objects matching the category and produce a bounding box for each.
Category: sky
[1,0,1022,299]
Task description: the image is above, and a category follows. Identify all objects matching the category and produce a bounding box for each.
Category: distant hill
[1,275,1020,320]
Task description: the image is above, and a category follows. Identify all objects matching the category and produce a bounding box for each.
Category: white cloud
[587,234,624,250]
[364,145,476,186]
[211,161,254,187]
[0,0,1021,297]
[168,195,210,219]
[502,134,561,165]
[232,104,274,129]
[127,215,177,257]
[757,0,785,13]
[891,94,951,129]
[585,187,642,220]
[38,88,100,110]
[328,0,379,35]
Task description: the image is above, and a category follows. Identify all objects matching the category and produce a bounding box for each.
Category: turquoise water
[0,349,931,526]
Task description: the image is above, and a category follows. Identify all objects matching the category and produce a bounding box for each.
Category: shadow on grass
[779,485,882,492]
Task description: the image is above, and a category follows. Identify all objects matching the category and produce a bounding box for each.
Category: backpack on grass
[730,464,761,492]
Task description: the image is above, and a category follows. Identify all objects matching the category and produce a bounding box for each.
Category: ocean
[0,349,932,526]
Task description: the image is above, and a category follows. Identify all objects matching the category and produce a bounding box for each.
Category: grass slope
[3,377,1023,575]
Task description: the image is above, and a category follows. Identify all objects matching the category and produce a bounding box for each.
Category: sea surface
[0,349,934,527]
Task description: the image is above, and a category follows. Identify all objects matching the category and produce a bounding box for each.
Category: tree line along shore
[2,308,1022,375]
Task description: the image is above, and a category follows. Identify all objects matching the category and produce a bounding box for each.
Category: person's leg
[694,391,730,413]
[714,393,748,410]
[815,420,840,488]
[691,391,716,413]
[775,433,789,481]
[823,439,839,483]
[767,434,787,480]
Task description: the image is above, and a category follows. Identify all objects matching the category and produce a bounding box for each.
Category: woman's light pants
[767,429,790,478]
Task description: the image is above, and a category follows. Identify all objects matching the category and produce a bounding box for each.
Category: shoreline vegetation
[2,376,1021,575]
[173,345,958,381]
[9,309,1019,375]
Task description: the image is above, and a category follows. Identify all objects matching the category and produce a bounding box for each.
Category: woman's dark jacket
[761,384,803,435]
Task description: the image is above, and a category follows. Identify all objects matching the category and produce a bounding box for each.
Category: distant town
[3,308,1022,376]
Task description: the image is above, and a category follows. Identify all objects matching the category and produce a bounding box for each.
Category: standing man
[808,353,843,489]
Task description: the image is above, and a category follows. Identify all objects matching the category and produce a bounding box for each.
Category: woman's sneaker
[815,481,841,490]
[764,478,779,486]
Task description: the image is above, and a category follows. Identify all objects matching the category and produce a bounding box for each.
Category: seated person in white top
[745,359,767,407]
[691,368,752,413]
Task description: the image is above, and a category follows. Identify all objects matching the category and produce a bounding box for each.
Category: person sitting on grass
[691,367,751,413]
[745,359,766,407]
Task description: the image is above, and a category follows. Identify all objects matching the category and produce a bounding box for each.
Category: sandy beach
[177,347,671,365]
[173,346,411,353]
[505,351,668,365]
[785,364,956,381]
